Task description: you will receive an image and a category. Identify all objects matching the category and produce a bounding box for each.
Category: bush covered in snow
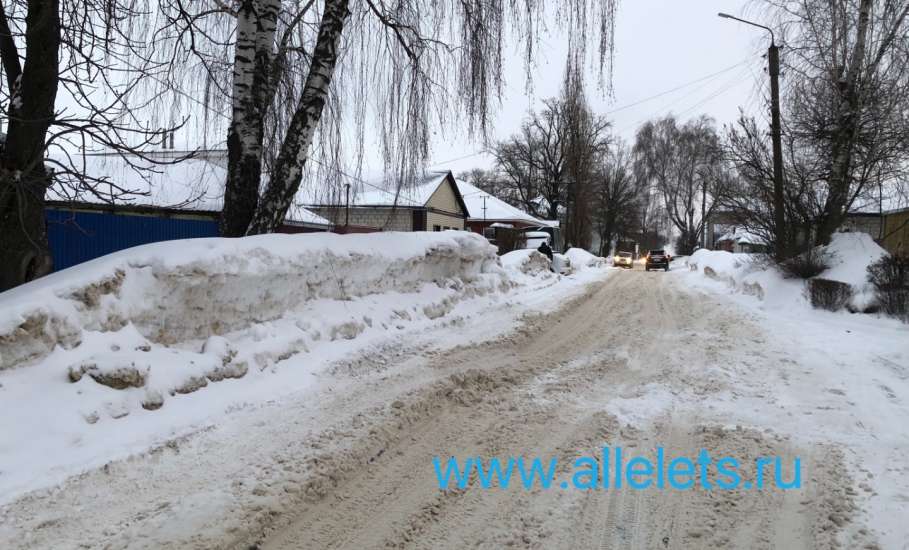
[867,254,909,321]
[778,247,831,280]
[807,278,854,312]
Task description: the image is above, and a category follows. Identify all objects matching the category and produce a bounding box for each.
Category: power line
[603,55,759,116]
[428,150,490,167]
[615,58,762,134]
[428,55,761,168]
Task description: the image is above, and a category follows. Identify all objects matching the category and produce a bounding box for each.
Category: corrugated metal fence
[46,208,219,271]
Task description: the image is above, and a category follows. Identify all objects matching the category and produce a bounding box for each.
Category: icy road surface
[4,268,905,549]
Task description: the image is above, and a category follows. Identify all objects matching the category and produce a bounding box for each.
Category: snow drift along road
[1,231,559,501]
[0,232,506,371]
[685,232,889,313]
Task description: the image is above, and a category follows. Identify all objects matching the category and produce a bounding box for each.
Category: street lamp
[718,12,787,260]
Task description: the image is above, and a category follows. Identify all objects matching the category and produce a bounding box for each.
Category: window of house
[433,225,441,231]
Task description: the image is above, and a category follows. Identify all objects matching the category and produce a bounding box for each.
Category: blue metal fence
[46,208,220,271]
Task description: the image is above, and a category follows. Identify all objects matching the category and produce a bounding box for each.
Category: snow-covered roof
[456,179,554,226]
[45,151,330,226]
[716,228,765,246]
[353,171,450,207]
[302,171,458,209]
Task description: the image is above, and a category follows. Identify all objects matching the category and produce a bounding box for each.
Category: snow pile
[0,232,504,373]
[564,248,606,270]
[685,232,889,313]
[0,230,614,502]
[686,248,781,303]
[501,249,554,278]
[0,231,521,496]
[816,232,887,309]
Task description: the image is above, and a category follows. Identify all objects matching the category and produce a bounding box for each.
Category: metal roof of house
[45,151,330,227]
[456,179,557,227]
[304,170,468,215]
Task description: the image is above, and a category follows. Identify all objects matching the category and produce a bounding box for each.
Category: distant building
[306,171,468,232]
[454,179,560,248]
[841,211,883,239]
[714,228,768,254]
[45,150,330,271]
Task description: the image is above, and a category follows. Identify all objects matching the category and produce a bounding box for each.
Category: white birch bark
[220,0,281,237]
[247,0,350,235]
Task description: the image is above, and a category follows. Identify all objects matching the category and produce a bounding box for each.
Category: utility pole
[481,195,488,222]
[768,42,786,260]
[719,13,787,261]
[344,183,351,230]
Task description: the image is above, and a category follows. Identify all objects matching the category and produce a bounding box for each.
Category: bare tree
[490,72,609,248]
[591,141,639,256]
[0,1,185,291]
[634,115,727,255]
[764,0,909,245]
[151,0,621,237]
[561,66,610,249]
[723,113,829,252]
[492,100,569,221]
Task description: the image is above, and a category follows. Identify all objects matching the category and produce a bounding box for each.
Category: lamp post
[718,12,787,260]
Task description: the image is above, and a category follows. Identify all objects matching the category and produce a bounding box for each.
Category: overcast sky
[421,0,770,175]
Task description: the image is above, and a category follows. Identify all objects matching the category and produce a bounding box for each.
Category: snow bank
[686,248,785,305]
[501,249,554,278]
[819,232,887,287]
[0,230,612,502]
[685,232,890,313]
[564,248,606,270]
[0,232,505,371]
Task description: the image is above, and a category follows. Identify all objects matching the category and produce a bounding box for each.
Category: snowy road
[256,269,863,550]
[3,267,899,549]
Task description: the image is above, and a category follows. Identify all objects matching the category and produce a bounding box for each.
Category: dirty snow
[0,232,607,504]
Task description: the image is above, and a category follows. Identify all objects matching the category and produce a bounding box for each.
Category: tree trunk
[815,0,872,246]
[0,0,60,291]
[220,0,281,237]
[247,0,350,235]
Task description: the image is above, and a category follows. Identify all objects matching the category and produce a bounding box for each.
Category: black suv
[645,249,670,271]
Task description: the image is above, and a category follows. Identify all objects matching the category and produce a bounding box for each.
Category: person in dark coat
[537,240,554,262]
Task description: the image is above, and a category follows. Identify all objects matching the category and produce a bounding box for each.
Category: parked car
[645,249,670,271]
[613,251,634,269]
